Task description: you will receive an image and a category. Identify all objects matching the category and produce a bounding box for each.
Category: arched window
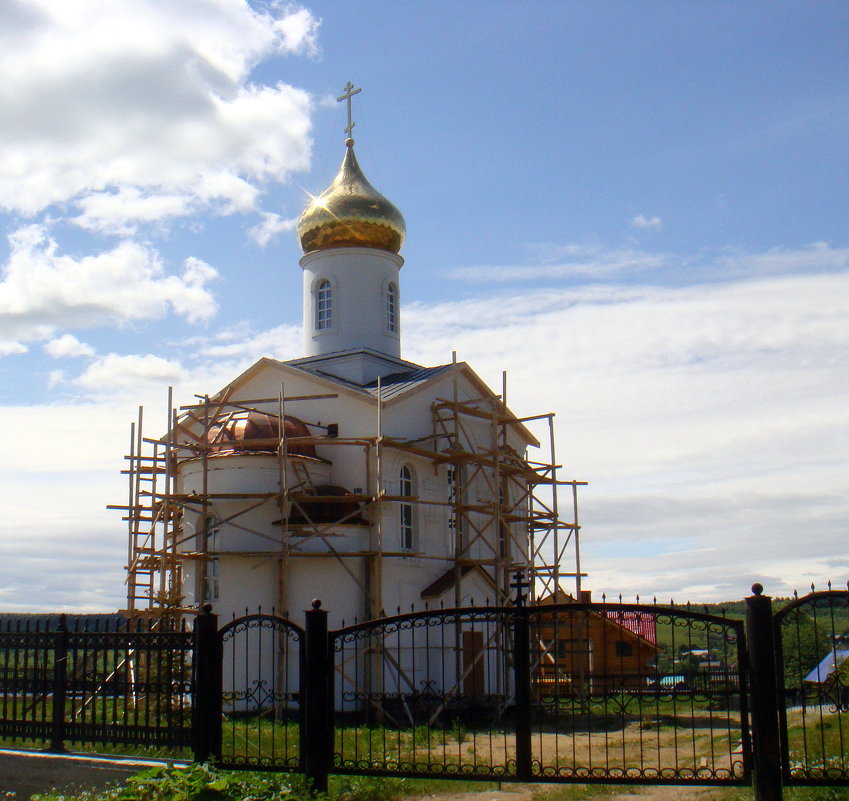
[386,282,398,333]
[399,464,414,551]
[316,279,332,330]
[447,465,463,550]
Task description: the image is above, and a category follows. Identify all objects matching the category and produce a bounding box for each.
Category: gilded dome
[297,141,405,254]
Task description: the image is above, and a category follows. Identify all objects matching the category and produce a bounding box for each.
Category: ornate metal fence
[321,601,749,786]
[774,586,849,785]
[0,615,193,753]
[529,602,749,784]
[4,583,849,801]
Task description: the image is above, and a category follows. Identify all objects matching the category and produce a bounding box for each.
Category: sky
[0,0,847,611]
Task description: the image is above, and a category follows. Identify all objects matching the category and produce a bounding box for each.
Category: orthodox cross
[510,570,530,608]
[337,81,362,140]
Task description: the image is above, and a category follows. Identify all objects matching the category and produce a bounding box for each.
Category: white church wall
[286,556,365,629]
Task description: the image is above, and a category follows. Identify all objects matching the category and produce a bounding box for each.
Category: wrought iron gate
[325,602,749,785]
[215,613,303,771]
[774,587,849,785]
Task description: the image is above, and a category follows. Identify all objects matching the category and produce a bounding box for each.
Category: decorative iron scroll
[775,589,849,784]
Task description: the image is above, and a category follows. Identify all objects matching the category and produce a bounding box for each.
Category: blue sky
[0,1,847,610]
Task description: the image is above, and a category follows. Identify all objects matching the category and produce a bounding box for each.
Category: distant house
[803,649,849,710]
[532,590,660,693]
[803,650,849,684]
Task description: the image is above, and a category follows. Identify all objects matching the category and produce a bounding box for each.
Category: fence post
[303,599,332,795]
[49,614,68,753]
[511,573,533,781]
[192,605,221,763]
[745,583,782,801]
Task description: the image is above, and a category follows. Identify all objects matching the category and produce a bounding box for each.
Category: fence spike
[811,582,816,593]
[828,580,832,591]
[635,594,640,603]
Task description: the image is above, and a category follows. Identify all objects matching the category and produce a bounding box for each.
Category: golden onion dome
[297,140,405,254]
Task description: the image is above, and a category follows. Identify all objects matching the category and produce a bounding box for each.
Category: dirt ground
[410,784,744,801]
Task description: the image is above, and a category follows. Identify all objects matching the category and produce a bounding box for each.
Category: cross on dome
[337,81,361,144]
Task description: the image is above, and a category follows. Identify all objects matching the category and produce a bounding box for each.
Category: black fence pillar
[513,606,533,780]
[303,600,332,795]
[745,584,782,801]
[49,614,68,753]
[192,605,222,763]
[511,569,533,781]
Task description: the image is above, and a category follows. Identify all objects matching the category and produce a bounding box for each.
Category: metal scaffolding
[113,365,586,615]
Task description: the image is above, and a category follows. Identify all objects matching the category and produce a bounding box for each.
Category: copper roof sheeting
[207,410,317,458]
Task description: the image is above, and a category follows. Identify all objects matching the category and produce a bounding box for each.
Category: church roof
[364,364,453,399]
[421,565,496,601]
[208,353,540,447]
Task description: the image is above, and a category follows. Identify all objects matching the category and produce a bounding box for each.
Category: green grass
[786,711,849,780]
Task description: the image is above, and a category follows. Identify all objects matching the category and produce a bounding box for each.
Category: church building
[119,86,581,627]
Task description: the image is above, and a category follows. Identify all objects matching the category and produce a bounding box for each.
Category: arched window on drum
[316,279,332,330]
[386,282,398,333]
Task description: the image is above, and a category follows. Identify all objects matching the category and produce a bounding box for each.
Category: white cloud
[721,240,849,276]
[0,1,318,228]
[0,225,218,352]
[196,322,301,362]
[631,213,662,229]
[451,245,668,282]
[249,211,298,246]
[73,188,194,236]
[451,240,849,286]
[0,341,27,356]
[44,333,95,359]
[73,352,185,392]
